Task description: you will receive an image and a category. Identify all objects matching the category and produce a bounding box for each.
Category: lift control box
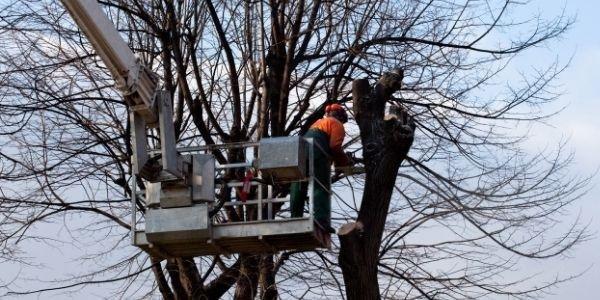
[191,154,215,202]
[145,154,215,208]
[258,136,307,181]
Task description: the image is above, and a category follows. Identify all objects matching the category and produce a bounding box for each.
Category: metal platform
[130,138,331,258]
[134,218,331,258]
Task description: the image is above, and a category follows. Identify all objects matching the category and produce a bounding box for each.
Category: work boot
[315,219,336,234]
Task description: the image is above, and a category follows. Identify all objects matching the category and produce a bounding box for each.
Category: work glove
[338,166,354,176]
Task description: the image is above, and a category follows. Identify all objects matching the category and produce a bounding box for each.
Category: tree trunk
[205,258,242,299]
[234,254,260,299]
[339,70,415,300]
[151,258,175,300]
[338,221,380,299]
[259,254,278,300]
[176,257,205,299]
[166,258,189,300]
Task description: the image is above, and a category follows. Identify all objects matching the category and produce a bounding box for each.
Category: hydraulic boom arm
[61,0,157,122]
[60,0,183,180]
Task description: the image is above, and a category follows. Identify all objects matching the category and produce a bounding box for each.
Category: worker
[290,103,352,233]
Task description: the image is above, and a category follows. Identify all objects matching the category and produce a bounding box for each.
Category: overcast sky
[0,0,598,299]
[519,0,600,299]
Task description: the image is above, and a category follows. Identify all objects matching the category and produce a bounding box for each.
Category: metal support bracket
[157,91,183,179]
[130,111,149,176]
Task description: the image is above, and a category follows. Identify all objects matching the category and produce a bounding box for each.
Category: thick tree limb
[151,257,175,300]
[205,259,242,300]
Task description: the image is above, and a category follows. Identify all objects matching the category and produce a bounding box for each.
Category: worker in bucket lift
[290,103,353,234]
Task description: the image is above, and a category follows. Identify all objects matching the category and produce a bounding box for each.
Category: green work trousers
[290,130,331,223]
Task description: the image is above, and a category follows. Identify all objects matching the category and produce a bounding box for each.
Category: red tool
[238,169,254,202]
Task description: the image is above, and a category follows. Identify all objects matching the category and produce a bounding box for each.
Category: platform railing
[207,138,316,225]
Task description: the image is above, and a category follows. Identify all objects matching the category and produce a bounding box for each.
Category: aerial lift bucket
[130,138,331,259]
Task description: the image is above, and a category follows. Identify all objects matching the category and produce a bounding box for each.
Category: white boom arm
[61,0,158,123]
[61,0,183,180]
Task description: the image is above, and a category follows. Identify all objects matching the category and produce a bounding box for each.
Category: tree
[0,0,589,299]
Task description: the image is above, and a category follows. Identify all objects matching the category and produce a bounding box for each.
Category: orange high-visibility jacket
[310,116,350,166]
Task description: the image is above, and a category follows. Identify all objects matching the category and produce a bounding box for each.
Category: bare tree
[0,0,590,299]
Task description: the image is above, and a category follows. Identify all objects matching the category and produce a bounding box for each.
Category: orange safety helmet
[325,103,348,123]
